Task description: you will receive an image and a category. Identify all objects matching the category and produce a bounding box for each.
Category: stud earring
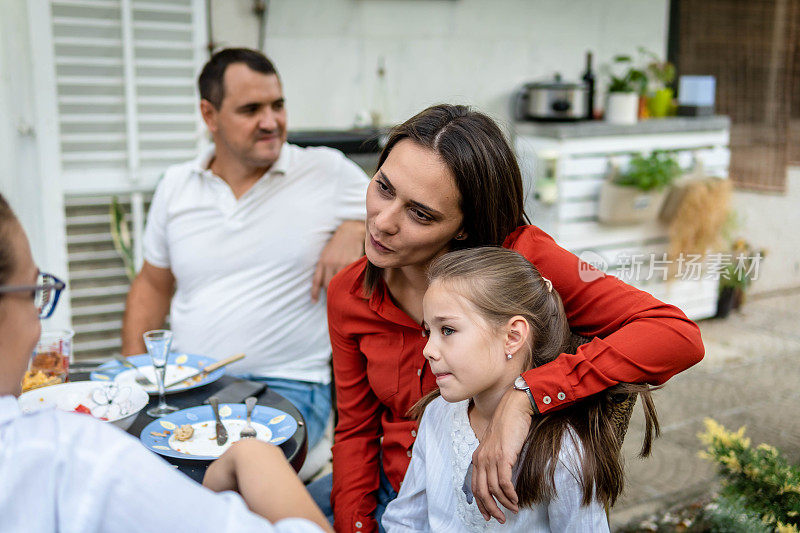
[455,233,466,240]
[506,353,513,360]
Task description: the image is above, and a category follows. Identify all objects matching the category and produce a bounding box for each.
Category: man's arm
[310,220,365,302]
[121,261,175,355]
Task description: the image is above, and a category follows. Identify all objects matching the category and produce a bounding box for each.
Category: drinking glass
[143,329,178,417]
[23,329,74,392]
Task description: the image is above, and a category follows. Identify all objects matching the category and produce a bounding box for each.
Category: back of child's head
[426,246,570,372]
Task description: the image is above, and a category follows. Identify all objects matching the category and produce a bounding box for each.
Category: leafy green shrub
[698,419,800,532]
[614,151,681,192]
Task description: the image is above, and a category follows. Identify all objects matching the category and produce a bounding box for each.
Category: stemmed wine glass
[143,329,178,417]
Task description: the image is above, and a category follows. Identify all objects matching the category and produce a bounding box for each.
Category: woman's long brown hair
[410,247,660,509]
[364,104,528,295]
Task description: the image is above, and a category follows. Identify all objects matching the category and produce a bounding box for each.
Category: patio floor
[611,288,800,529]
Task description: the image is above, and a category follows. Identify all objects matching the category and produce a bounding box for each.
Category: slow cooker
[513,73,588,122]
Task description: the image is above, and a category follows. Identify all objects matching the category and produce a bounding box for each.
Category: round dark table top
[71,371,307,483]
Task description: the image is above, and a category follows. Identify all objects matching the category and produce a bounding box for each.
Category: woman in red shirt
[315,104,704,533]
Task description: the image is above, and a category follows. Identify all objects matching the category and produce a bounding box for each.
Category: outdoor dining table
[71,367,308,483]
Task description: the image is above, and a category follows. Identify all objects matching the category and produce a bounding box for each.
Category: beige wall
[210,1,800,294]
[212,0,669,129]
[731,167,800,294]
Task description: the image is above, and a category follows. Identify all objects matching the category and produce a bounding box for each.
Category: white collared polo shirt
[143,143,368,383]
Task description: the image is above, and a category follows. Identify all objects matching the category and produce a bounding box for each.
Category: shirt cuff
[521,361,575,414]
[345,511,374,533]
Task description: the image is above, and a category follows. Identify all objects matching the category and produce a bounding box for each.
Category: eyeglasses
[0,272,66,319]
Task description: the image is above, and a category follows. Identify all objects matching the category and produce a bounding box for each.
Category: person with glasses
[0,193,332,533]
[0,271,65,320]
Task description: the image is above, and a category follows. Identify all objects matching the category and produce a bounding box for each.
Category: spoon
[240,396,257,439]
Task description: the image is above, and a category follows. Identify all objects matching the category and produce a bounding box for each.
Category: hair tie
[542,276,553,293]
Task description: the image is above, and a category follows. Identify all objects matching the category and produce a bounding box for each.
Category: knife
[208,396,228,446]
[163,353,245,389]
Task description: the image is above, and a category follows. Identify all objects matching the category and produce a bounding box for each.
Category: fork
[112,353,154,387]
[240,396,257,439]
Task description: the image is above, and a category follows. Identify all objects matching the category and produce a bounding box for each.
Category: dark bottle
[582,51,595,120]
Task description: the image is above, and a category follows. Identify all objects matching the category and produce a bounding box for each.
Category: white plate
[18,380,149,430]
[90,353,226,395]
[140,404,298,460]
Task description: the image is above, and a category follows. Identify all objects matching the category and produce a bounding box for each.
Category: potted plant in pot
[604,55,647,124]
[715,238,767,318]
[640,47,676,118]
[598,150,681,225]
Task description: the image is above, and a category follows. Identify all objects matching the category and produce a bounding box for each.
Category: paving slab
[611,289,800,530]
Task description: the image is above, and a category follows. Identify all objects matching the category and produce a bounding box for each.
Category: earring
[455,233,466,240]
[506,353,513,360]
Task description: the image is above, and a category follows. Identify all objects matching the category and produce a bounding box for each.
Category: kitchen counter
[514,115,730,140]
[287,128,387,153]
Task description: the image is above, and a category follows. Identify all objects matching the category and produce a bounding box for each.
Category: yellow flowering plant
[698,419,800,532]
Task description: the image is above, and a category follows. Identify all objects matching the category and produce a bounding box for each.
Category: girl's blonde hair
[411,246,659,509]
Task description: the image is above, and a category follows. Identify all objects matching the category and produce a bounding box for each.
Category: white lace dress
[381,397,609,532]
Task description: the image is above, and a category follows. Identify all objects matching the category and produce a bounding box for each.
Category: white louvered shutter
[52,0,205,191]
[48,0,206,361]
[66,194,152,361]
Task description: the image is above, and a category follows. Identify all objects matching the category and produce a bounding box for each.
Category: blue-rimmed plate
[139,403,298,460]
[90,353,226,395]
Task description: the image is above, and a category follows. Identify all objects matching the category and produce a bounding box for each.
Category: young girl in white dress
[382,247,660,532]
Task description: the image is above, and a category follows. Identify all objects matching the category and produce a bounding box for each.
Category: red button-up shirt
[328,225,704,532]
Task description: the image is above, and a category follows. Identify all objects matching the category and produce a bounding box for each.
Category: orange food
[21,370,63,392]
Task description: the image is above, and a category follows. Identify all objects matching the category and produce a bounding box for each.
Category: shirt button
[355,522,362,528]
[417,368,422,376]
[411,430,417,437]
[407,450,412,457]
[557,392,566,401]
[542,395,552,405]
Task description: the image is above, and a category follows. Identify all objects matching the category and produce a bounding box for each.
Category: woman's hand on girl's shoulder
[470,388,533,524]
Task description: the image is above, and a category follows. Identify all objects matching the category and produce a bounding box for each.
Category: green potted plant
[716,238,767,318]
[598,150,681,225]
[640,47,676,118]
[604,54,648,125]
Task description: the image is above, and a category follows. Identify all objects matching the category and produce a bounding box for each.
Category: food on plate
[73,403,108,421]
[73,403,91,415]
[174,424,194,441]
[22,351,68,392]
[21,370,63,392]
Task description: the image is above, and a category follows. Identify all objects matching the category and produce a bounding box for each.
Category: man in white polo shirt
[121,48,369,448]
